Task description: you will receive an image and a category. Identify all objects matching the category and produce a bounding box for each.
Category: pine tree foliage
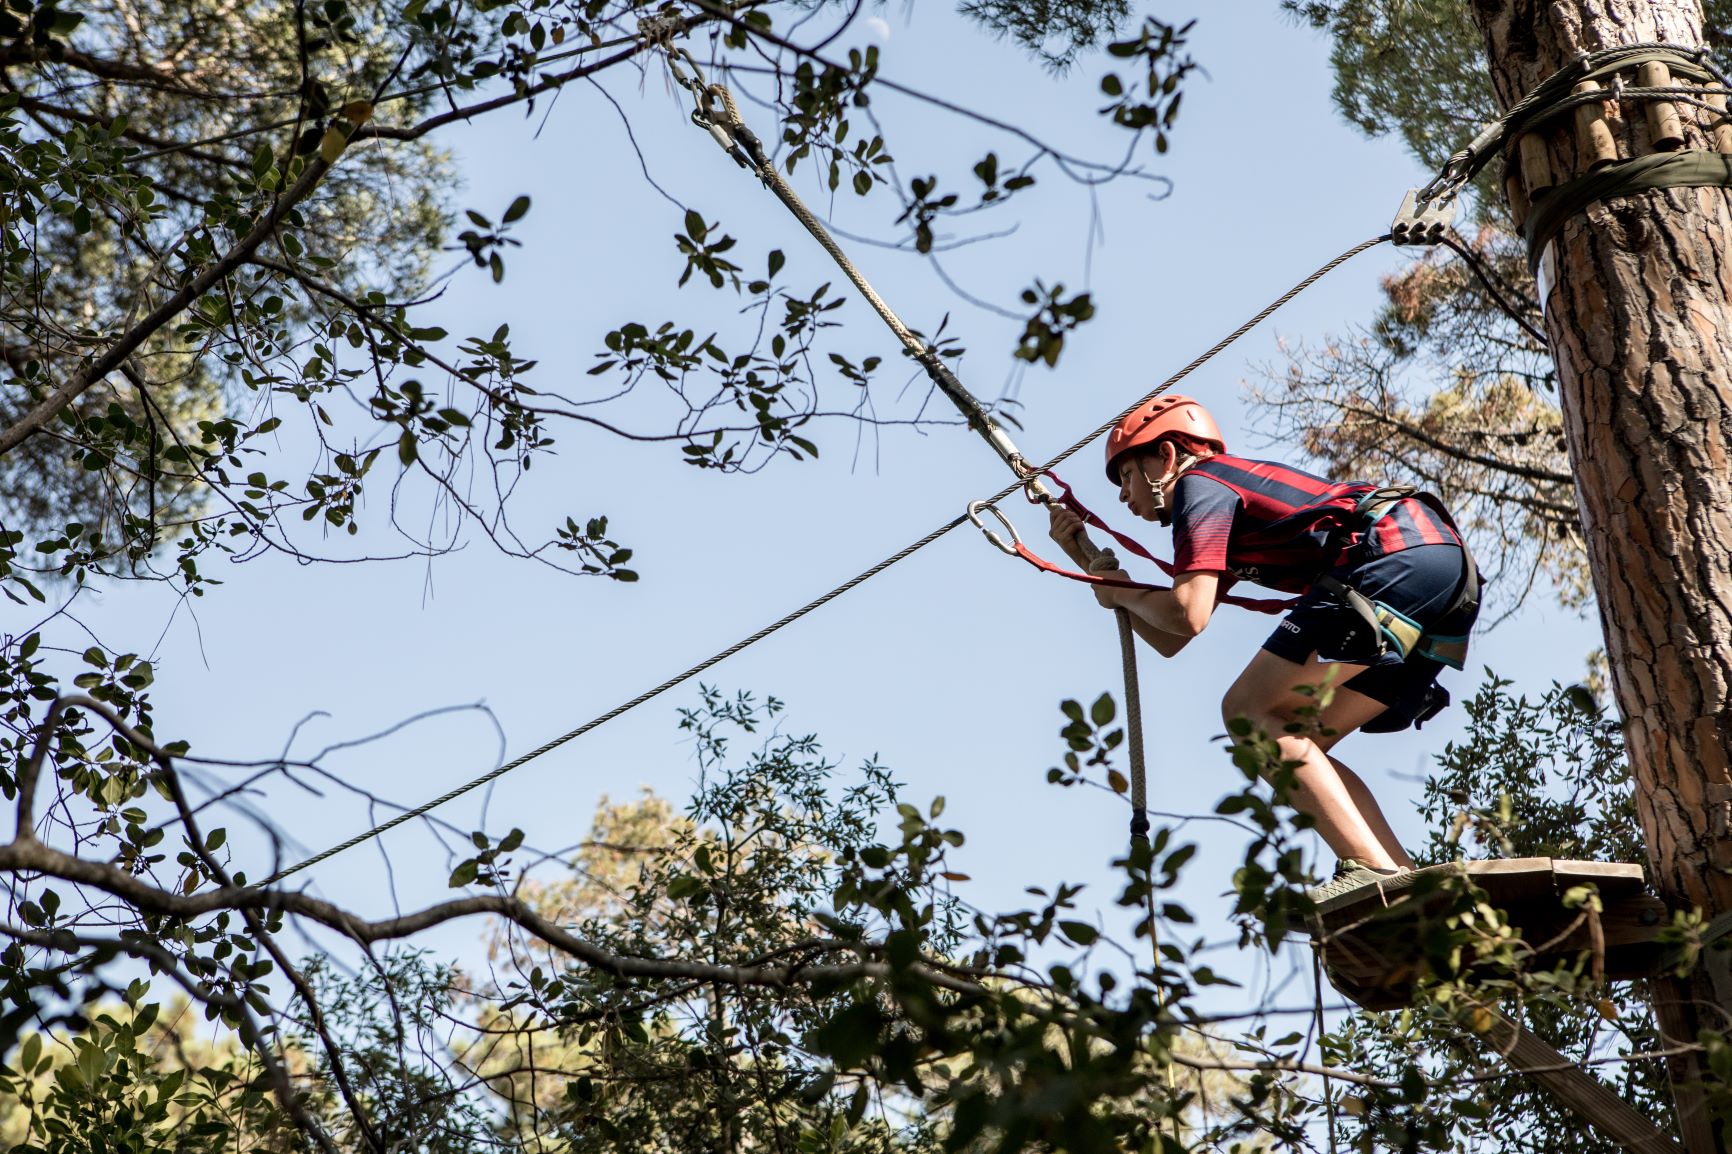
[1254,0,1730,614]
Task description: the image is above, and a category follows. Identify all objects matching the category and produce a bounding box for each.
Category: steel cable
[260,513,967,885]
[258,55,1391,887]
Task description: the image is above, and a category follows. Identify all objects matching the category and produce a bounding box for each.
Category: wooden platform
[1304,858,1664,1011]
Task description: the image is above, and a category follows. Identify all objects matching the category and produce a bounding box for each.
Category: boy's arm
[1096,570,1221,656]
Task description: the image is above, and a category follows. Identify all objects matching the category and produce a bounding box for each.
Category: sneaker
[1306,858,1415,914]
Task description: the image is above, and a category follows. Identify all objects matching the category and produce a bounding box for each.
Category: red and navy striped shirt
[1171,454,1462,594]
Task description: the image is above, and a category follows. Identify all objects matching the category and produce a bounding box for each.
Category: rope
[1314,945,1339,1154]
[667,47,1032,480]
[260,513,966,886]
[1117,611,1148,837]
[255,65,1388,887]
[1438,234,1549,347]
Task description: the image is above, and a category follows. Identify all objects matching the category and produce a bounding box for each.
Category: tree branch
[0,148,336,458]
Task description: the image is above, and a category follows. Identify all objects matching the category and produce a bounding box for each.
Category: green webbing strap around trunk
[1523,150,1732,271]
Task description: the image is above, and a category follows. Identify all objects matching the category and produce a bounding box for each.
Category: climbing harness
[970,472,1300,613]
[1311,487,1481,672]
[260,236,1391,888]
[659,42,1434,851]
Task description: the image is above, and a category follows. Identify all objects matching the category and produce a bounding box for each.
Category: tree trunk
[1469,1,1732,1150]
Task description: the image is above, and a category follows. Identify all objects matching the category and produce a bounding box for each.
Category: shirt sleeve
[1171,472,1238,573]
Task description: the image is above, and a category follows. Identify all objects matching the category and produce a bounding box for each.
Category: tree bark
[1469,2,1732,1150]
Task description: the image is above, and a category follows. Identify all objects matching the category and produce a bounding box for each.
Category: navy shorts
[1261,543,1476,724]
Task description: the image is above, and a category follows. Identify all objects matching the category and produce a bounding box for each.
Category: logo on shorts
[1279,619,1301,634]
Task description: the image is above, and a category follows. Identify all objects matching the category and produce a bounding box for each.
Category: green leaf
[448,860,479,888]
[503,195,531,223]
[398,431,417,465]
[1059,920,1099,945]
[1090,693,1115,726]
[1162,843,1197,875]
[77,1042,102,1086]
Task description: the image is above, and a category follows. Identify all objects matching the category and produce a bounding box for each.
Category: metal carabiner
[1416,147,1472,207]
[967,500,1021,556]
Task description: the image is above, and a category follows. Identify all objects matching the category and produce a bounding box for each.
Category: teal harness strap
[1317,487,1479,671]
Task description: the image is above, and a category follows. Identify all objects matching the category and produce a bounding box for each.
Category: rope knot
[1088,548,1121,575]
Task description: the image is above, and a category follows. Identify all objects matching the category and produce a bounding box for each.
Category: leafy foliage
[1321,677,1679,1154]
[0,0,1214,1145]
[0,995,294,1152]
[4,1,1723,1150]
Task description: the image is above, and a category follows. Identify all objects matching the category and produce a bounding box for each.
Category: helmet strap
[1140,443,1199,526]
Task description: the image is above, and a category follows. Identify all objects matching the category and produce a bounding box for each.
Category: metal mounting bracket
[1390,188,1457,246]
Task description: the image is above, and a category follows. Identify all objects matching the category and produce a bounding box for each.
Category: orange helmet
[1104,395,1225,482]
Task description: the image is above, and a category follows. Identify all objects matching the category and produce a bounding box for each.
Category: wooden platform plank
[1303,858,1660,1012]
[1483,1011,1684,1154]
[1310,858,1645,921]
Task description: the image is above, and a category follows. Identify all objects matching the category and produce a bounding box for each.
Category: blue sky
[50,1,1602,998]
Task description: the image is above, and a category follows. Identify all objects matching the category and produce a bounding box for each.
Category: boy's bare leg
[1325,755,1415,870]
[1222,650,1414,872]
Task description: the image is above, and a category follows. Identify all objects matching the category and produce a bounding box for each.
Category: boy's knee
[1222,691,1294,742]
[1220,688,1260,733]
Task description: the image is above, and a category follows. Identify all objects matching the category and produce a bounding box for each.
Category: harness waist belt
[1314,485,1481,670]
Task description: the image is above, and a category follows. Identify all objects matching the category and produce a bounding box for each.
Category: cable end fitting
[1390,187,1456,246]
